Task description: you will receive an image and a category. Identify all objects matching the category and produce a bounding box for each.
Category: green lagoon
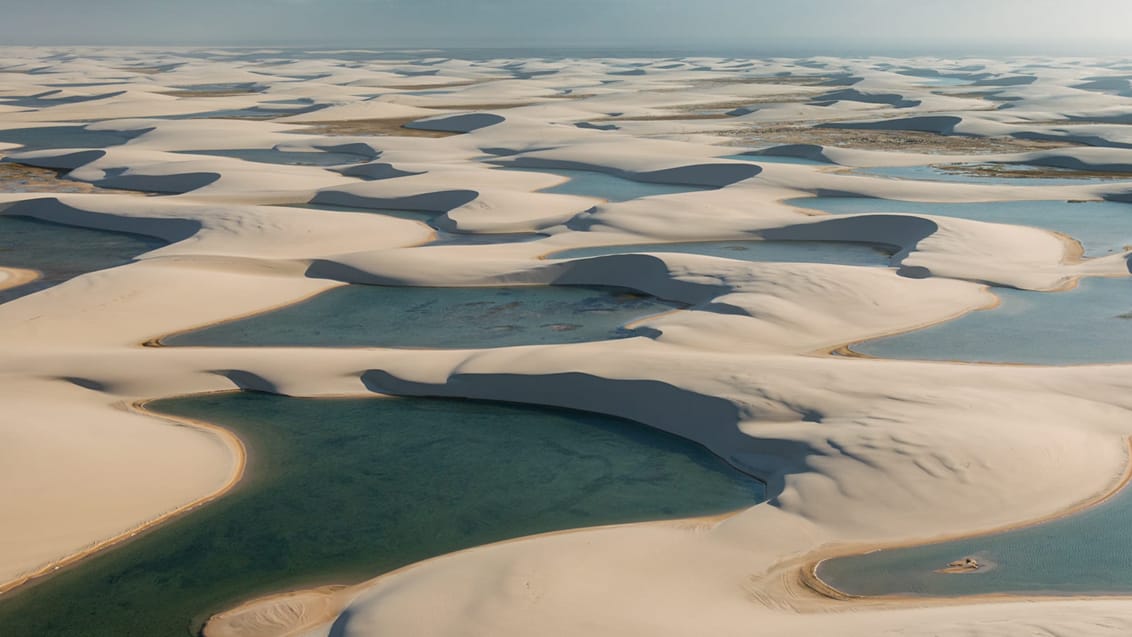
[0,393,762,636]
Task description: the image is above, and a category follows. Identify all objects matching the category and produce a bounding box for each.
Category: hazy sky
[5,0,1132,54]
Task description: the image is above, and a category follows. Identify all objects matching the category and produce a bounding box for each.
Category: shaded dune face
[309,188,478,211]
[2,49,1132,637]
[498,156,762,188]
[159,283,683,349]
[406,112,505,133]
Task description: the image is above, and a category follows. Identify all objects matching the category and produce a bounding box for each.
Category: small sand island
[939,556,983,574]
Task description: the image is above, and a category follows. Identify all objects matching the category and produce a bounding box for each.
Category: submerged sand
[0,267,39,292]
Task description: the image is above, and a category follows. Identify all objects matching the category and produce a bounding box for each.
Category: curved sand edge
[0,398,246,596]
[812,285,1003,360]
[202,511,740,637]
[801,437,1132,604]
[140,282,346,347]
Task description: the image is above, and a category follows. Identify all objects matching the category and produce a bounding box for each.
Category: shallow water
[818,447,1132,597]
[791,196,1132,257]
[505,167,712,202]
[549,239,894,266]
[0,393,762,636]
[0,215,165,304]
[164,284,679,348]
[851,276,1132,365]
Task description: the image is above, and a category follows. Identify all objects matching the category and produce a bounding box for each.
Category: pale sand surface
[0,380,241,593]
[2,49,1132,637]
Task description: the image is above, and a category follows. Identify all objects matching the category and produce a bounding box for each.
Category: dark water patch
[0,215,165,304]
[0,90,126,109]
[0,125,141,151]
[0,393,762,636]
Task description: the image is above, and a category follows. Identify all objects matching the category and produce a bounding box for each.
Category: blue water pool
[819,443,1132,597]
[851,276,1132,365]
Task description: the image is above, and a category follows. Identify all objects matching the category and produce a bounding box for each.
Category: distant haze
[4,0,1132,55]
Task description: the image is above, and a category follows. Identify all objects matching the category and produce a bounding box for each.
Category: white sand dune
[4,50,1132,637]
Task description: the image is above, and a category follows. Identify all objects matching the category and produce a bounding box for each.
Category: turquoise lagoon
[851,276,1132,365]
[818,460,1132,597]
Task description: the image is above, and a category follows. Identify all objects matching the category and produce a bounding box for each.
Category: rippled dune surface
[3,48,1132,637]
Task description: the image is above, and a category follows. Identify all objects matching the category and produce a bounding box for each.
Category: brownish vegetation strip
[935,164,1132,180]
[389,79,488,91]
[293,117,460,138]
[0,162,104,194]
[727,126,1078,153]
